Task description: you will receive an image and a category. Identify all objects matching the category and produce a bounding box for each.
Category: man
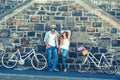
[44,25,59,72]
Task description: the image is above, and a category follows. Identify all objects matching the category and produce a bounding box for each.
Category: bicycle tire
[74,56,90,72]
[102,59,118,74]
[1,53,18,68]
[31,53,47,70]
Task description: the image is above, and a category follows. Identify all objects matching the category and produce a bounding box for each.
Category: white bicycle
[74,46,118,74]
[1,42,47,70]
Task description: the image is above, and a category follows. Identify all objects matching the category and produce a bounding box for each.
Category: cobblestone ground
[0,67,120,80]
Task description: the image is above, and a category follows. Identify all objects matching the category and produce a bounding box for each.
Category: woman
[59,30,71,72]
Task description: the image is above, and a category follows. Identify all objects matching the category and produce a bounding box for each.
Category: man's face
[51,28,55,32]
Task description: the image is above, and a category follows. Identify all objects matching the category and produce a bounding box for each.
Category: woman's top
[60,38,70,50]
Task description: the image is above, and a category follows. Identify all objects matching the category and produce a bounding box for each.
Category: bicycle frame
[9,48,37,62]
[82,51,114,68]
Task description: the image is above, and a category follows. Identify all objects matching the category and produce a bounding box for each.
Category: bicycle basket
[77,46,88,56]
[77,46,86,52]
[82,50,88,56]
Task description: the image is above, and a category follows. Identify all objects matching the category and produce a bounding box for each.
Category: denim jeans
[47,46,58,70]
[60,48,68,69]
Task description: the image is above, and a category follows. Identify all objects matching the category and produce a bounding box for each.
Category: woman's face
[61,32,66,37]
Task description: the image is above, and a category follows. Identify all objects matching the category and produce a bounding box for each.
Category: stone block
[58,6,68,11]
[30,16,39,22]
[56,24,61,31]
[16,20,28,26]
[17,25,33,31]
[69,52,77,58]
[111,28,117,34]
[38,45,46,53]
[76,4,84,10]
[66,58,74,63]
[37,11,46,15]
[11,32,23,37]
[92,22,102,27]
[27,11,36,15]
[107,11,115,16]
[90,46,99,53]
[70,43,77,47]
[5,5,11,9]
[98,38,110,48]
[50,6,57,11]
[53,16,65,20]
[62,12,71,16]
[80,17,88,21]
[99,48,107,53]
[43,16,50,20]
[116,11,120,16]
[0,29,10,38]
[34,24,44,31]
[7,18,15,25]
[47,12,55,15]
[27,32,35,37]
[87,27,95,32]
[72,10,82,16]
[112,40,120,47]
[9,25,16,28]
[80,26,86,32]
[83,21,91,26]
[93,33,101,37]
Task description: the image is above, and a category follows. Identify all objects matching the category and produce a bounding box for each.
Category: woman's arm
[66,30,71,40]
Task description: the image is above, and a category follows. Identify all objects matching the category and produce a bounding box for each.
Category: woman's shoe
[64,69,67,72]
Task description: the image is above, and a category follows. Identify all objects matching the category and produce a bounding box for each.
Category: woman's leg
[60,49,68,69]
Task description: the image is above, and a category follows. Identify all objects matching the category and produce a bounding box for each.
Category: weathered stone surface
[30,16,39,22]
[92,22,102,27]
[0,29,10,38]
[87,27,95,32]
[0,0,120,68]
[34,24,44,31]
[112,40,120,47]
[7,18,15,25]
[16,20,28,26]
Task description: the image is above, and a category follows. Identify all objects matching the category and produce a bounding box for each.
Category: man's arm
[44,32,50,48]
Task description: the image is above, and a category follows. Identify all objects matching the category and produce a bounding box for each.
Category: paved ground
[0,66,120,80]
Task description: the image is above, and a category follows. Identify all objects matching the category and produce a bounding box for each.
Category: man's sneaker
[64,69,67,72]
[53,69,59,72]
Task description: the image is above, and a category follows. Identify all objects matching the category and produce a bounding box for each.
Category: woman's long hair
[60,32,68,45]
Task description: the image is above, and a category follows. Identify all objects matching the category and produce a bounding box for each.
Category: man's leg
[52,47,58,71]
[47,47,52,70]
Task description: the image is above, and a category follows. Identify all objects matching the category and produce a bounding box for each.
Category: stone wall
[0,1,120,68]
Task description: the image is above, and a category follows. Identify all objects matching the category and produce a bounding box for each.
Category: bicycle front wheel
[102,59,118,74]
[1,53,18,68]
[74,56,90,72]
[31,53,47,70]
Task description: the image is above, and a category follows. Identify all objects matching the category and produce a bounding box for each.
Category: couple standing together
[44,25,71,72]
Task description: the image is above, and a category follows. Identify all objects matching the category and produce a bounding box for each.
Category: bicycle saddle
[15,45,22,48]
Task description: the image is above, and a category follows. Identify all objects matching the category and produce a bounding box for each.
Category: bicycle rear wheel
[74,56,90,72]
[102,59,118,74]
[1,53,18,68]
[31,53,47,70]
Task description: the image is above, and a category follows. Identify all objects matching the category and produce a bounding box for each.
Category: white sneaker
[64,69,67,72]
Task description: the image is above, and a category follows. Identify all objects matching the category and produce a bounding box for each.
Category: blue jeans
[60,48,68,69]
[47,46,58,70]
